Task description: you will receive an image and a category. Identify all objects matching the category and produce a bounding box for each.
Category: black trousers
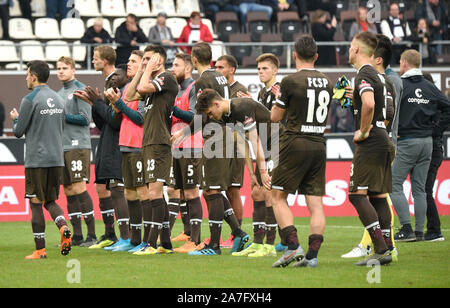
[424,138,444,234]
[0,4,9,40]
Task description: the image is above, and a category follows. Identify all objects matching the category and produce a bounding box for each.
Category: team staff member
[11,60,72,259]
[391,49,450,242]
[56,56,96,247]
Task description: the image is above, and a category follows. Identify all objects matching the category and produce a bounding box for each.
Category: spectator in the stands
[264,0,298,23]
[46,0,69,19]
[114,13,148,65]
[410,18,435,65]
[238,1,273,31]
[380,2,412,64]
[81,18,113,66]
[177,11,214,54]
[311,9,337,66]
[0,0,11,40]
[415,0,448,54]
[304,0,337,19]
[148,12,177,67]
[201,0,240,24]
[349,6,378,40]
[19,0,32,20]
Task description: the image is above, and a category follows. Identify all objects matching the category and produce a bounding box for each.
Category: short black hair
[144,44,167,63]
[217,55,238,70]
[374,34,393,69]
[116,63,127,71]
[192,42,212,65]
[27,60,50,83]
[195,88,223,113]
[294,34,317,61]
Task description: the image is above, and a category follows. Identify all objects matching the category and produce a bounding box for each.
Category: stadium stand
[45,40,71,62]
[0,0,449,70]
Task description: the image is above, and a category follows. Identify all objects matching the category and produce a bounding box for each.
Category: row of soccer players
[14,33,397,267]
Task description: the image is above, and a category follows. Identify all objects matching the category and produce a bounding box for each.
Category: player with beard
[168,53,206,253]
[346,31,394,266]
[56,56,96,247]
[171,43,249,256]
[125,45,177,255]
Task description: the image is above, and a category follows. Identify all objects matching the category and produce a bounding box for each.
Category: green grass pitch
[0,216,449,288]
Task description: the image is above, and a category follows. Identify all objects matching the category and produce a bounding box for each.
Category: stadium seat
[61,18,85,39]
[9,18,35,39]
[31,0,46,17]
[215,11,240,42]
[176,0,200,17]
[247,11,271,42]
[260,33,284,57]
[151,1,176,17]
[101,0,126,17]
[126,0,151,17]
[72,40,87,63]
[277,11,302,42]
[4,63,25,70]
[75,0,101,17]
[10,0,22,17]
[35,18,61,39]
[139,18,157,37]
[0,40,19,62]
[202,18,217,40]
[86,18,112,35]
[228,33,252,65]
[241,56,257,68]
[211,40,225,62]
[166,17,187,39]
[19,40,45,61]
[112,17,126,35]
[45,40,71,62]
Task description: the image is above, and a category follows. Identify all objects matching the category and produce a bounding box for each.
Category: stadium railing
[3,40,450,71]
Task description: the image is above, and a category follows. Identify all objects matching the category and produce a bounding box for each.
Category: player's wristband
[359,131,369,139]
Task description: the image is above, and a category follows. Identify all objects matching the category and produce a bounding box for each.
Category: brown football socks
[43,201,68,230]
[167,198,180,231]
[78,190,96,237]
[147,198,166,248]
[180,200,191,236]
[207,194,224,249]
[66,194,82,237]
[142,199,152,244]
[128,199,142,246]
[31,202,46,250]
[187,197,203,245]
[349,194,388,254]
[99,196,116,236]
[280,225,299,250]
[265,206,277,245]
[305,234,324,260]
[111,186,129,240]
[370,197,393,250]
[252,201,266,244]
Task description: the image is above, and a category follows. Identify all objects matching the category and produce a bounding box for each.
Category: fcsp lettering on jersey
[307,77,329,88]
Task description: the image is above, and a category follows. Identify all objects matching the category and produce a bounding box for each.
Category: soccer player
[11,60,72,259]
[341,34,398,260]
[170,53,205,253]
[74,46,130,250]
[195,89,278,258]
[103,61,146,252]
[270,35,333,268]
[346,31,394,266]
[56,56,96,247]
[172,43,249,255]
[124,45,178,255]
[215,54,247,247]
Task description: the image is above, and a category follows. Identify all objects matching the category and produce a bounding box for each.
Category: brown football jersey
[352,64,391,151]
[142,71,179,147]
[275,69,333,143]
